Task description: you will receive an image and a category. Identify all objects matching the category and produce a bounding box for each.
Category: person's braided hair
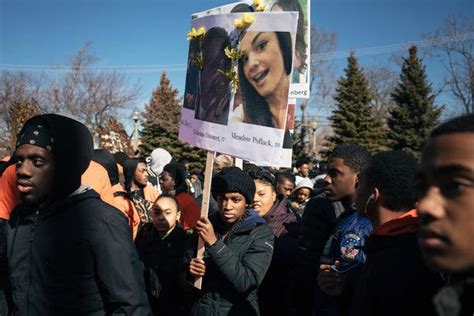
[247,165,277,192]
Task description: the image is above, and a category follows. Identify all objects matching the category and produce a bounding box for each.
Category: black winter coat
[433,276,474,316]
[294,194,345,315]
[189,210,274,316]
[298,193,345,267]
[7,189,151,316]
[350,232,443,316]
[259,198,299,316]
[135,223,192,316]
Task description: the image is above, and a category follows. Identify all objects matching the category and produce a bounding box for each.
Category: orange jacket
[114,183,159,240]
[0,165,19,220]
[0,160,116,220]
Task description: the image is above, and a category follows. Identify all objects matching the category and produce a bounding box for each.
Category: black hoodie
[7,114,151,315]
[93,149,120,186]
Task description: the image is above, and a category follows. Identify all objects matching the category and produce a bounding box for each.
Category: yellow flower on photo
[235,13,255,29]
[224,47,245,60]
[218,67,240,93]
[256,4,266,11]
[187,26,206,41]
[193,52,204,70]
[234,18,245,28]
[242,13,254,25]
[253,0,262,7]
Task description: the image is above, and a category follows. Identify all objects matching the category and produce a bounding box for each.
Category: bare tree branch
[424,15,473,113]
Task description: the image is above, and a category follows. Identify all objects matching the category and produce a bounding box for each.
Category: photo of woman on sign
[237,31,293,129]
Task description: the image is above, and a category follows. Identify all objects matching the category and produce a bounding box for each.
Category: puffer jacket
[7,189,150,315]
[188,209,274,316]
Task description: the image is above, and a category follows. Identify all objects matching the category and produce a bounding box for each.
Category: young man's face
[134,162,149,188]
[276,179,294,199]
[217,192,247,224]
[15,144,55,206]
[298,164,310,177]
[417,133,474,273]
[159,171,175,193]
[324,158,358,202]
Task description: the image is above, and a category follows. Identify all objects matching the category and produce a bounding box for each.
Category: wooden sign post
[194,150,215,289]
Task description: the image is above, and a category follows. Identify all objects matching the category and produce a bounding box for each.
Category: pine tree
[388,46,442,160]
[292,120,307,163]
[140,72,206,168]
[326,53,386,154]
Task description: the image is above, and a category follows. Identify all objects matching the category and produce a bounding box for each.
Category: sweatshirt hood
[92,149,119,186]
[372,209,418,236]
[149,148,172,175]
[17,114,93,202]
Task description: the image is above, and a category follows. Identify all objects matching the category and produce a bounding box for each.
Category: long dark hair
[197,27,231,124]
[238,32,293,127]
[272,0,307,73]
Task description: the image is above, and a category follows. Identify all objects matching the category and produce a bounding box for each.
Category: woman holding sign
[238,31,292,129]
[187,167,274,315]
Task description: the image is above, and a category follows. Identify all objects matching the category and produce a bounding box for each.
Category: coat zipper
[26,210,40,314]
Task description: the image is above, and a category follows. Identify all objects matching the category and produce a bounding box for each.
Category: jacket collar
[211,209,265,235]
[372,209,418,236]
[19,188,99,221]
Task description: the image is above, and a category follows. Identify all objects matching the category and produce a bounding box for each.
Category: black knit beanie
[211,166,255,204]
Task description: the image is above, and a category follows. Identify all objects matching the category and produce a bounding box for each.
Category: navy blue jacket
[188,209,274,316]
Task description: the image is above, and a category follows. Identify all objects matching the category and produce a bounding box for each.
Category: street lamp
[130,109,141,155]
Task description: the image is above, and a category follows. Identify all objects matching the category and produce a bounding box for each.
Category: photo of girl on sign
[237,31,293,129]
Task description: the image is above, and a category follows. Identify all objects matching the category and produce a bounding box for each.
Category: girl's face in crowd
[217,192,247,225]
[134,162,149,187]
[152,197,180,233]
[159,171,175,192]
[253,180,277,217]
[240,32,287,99]
[296,187,311,203]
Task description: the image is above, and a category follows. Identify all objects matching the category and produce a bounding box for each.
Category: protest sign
[193,0,311,99]
[179,11,298,167]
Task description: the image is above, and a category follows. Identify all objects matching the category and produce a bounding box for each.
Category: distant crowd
[0,113,473,315]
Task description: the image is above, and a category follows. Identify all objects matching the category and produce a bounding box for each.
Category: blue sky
[1,0,472,126]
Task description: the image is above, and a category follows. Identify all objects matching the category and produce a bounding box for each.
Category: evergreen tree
[140,72,206,168]
[326,53,386,154]
[292,120,308,163]
[388,46,442,159]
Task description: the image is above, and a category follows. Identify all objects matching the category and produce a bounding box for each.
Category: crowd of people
[0,112,472,315]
